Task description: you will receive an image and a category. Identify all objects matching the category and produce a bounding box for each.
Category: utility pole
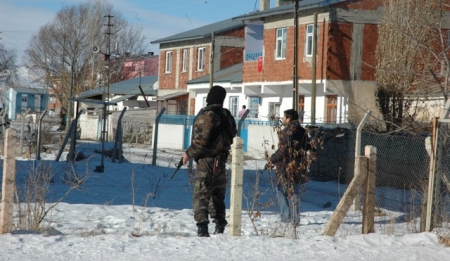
[104,14,113,144]
[67,61,74,130]
[104,14,113,100]
[311,13,318,124]
[292,0,299,110]
[280,0,301,110]
[209,31,215,89]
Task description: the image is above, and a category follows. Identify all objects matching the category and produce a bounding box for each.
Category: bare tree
[376,0,450,131]
[24,0,148,117]
[0,43,17,86]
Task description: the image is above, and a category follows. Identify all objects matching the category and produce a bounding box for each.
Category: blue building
[5,87,49,120]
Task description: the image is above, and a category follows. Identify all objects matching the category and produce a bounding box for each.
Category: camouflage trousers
[193,157,227,227]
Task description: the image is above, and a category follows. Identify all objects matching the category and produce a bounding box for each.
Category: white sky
[0,139,449,260]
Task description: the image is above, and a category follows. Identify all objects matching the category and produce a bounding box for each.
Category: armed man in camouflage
[181,85,237,237]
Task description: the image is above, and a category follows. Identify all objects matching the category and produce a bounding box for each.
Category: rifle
[170,157,184,180]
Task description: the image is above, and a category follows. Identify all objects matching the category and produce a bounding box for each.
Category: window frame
[305,24,314,57]
[182,49,188,72]
[165,51,172,73]
[229,96,239,117]
[275,28,287,59]
[298,95,305,117]
[325,95,338,124]
[269,102,281,118]
[197,47,206,71]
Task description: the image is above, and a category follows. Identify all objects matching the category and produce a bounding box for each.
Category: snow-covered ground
[0,141,449,261]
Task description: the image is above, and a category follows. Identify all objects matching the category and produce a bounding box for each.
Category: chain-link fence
[110,108,155,144]
[74,108,449,237]
[432,122,450,236]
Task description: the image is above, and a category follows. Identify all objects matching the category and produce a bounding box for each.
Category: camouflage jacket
[186,104,237,161]
[270,120,310,185]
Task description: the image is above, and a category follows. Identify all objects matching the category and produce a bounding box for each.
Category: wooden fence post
[425,118,439,231]
[362,145,376,234]
[322,155,367,236]
[1,128,17,234]
[229,136,244,236]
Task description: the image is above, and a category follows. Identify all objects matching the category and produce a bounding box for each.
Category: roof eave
[151,24,244,45]
[233,0,346,21]
[151,36,203,45]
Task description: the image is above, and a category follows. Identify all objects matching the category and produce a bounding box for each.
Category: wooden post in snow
[322,155,367,236]
[362,145,376,234]
[1,128,17,234]
[229,136,244,236]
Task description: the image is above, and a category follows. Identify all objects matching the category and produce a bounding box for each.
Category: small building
[75,75,158,141]
[5,87,49,120]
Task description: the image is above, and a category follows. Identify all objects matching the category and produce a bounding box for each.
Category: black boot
[213,225,225,234]
[197,223,210,237]
[212,219,227,234]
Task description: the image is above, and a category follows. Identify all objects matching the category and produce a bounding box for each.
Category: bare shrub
[14,161,89,231]
[243,166,276,235]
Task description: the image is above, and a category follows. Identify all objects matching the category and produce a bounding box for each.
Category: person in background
[181,85,237,237]
[268,109,311,226]
[238,105,247,118]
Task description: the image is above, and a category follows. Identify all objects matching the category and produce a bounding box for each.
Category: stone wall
[111,108,155,144]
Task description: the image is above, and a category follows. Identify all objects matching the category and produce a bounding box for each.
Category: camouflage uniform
[185,104,237,229]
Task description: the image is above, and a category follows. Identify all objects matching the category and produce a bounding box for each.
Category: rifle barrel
[170,158,184,180]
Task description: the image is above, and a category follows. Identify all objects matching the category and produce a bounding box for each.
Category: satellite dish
[92,46,99,53]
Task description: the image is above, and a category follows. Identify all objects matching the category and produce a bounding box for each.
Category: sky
[0,0,259,65]
[0,125,449,260]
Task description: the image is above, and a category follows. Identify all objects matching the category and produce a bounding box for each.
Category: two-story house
[151,19,245,115]
[232,0,384,124]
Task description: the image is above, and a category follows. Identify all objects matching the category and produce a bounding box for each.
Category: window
[21,95,27,102]
[197,47,205,71]
[305,24,314,57]
[229,96,238,117]
[269,102,281,118]
[165,51,172,73]
[298,95,305,119]
[276,28,287,59]
[326,95,337,124]
[249,96,260,118]
[182,49,188,72]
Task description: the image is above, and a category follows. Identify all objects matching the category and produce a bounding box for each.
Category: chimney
[260,0,270,11]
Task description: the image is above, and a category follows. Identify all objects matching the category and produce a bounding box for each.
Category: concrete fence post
[229,136,244,236]
[1,128,17,234]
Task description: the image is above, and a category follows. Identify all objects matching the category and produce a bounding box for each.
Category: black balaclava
[206,85,226,105]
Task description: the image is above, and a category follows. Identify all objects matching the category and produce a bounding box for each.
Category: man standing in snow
[181,85,237,237]
[268,109,310,227]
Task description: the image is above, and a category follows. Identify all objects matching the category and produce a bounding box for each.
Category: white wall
[246,124,278,157]
[78,113,99,140]
[152,122,279,158]
[152,124,185,150]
